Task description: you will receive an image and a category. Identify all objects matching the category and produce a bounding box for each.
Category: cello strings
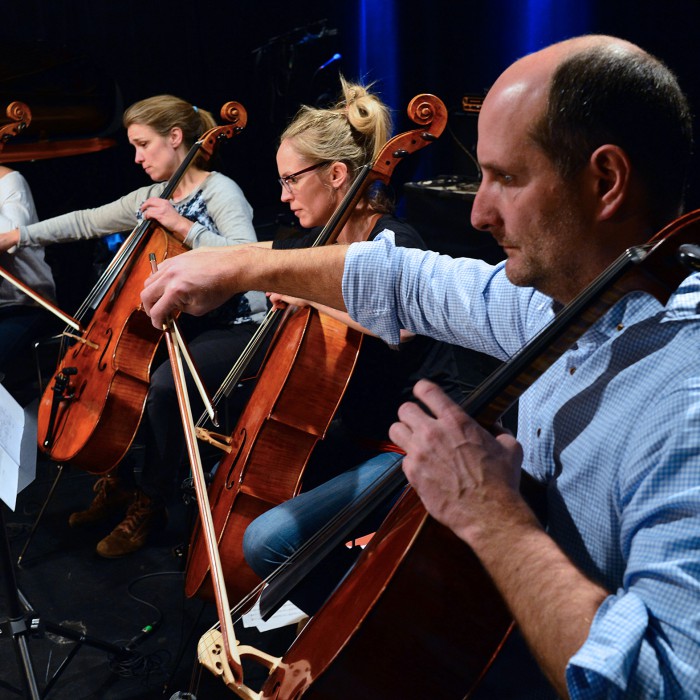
[195,305,285,427]
[193,163,374,428]
[69,129,209,326]
[203,458,408,634]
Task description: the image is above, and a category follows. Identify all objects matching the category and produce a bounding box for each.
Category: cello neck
[257,209,700,618]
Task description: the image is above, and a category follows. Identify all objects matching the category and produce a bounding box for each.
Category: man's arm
[390,379,608,698]
[141,243,350,328]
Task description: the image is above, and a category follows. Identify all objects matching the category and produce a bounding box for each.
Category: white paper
[241,593,307,632]
[0,385,37,510]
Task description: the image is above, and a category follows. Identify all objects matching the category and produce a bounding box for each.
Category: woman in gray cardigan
[0,94,266,558]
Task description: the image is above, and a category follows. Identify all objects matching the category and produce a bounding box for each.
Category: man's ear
[590,144,632,221]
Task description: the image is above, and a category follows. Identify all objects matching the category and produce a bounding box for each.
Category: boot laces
[115,494,157,535]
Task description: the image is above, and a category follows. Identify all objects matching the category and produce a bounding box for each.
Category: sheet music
[241,593,307,632]
[0,384,37,510]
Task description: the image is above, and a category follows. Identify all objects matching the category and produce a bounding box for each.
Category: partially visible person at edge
[0,94,267,559]
[229,77,463,614]
[0,164,57,399]
[141,37,700,698]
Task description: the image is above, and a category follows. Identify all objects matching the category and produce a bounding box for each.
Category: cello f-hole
[97,327,113,371]
[225,427,248,490]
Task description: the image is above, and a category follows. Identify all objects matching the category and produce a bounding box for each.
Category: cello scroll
[0,101,31,145]
[197,101,248,162]
[371,93,447,181]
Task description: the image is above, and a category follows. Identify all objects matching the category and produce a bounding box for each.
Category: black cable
[103,570,190,693]
[447,121,482,180]
[108,646,171,679]
[125,568,213,698]
[124,569,177,646]
[162,596,209,698]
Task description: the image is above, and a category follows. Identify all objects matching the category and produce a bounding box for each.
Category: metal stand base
[1,502,134,698]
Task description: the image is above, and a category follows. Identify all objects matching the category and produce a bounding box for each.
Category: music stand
[1,502,141,698]
[0,387,140,698]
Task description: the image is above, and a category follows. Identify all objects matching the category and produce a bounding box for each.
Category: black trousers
[117,319,260,505]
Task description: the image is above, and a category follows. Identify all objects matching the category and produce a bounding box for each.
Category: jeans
[243,450,405,615]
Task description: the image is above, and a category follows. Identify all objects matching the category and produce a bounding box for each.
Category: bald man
[143,37,700,698]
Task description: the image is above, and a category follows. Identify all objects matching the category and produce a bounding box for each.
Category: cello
[196,209,700,698]
[0,101,31,146]
[36,102,247,473]
[184,94,448,604]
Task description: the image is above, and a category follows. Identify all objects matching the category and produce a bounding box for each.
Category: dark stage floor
[0,342,524,700]
[0,450,296,700]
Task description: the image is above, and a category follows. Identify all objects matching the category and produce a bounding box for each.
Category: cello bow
[149,253,280,695]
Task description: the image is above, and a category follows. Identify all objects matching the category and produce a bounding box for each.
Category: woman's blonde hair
[123,95,217,170]
[281,77,394,211]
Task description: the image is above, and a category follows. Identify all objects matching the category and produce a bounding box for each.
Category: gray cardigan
[17,171,266,320]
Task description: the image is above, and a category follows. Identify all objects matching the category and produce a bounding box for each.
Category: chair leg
[33,334,62,394]
[16,463,66,567]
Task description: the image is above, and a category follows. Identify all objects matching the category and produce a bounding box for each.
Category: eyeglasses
[278,162,327,194]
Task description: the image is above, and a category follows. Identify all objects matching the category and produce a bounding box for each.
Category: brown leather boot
[68,475,135,528]
[95,491,167,558]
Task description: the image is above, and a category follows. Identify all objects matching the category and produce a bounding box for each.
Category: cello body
[185,306,363,600]
[258,488,512,699]
[37,227,185,472]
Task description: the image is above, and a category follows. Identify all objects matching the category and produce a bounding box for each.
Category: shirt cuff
[342,235,402,346]
[566,592,649,698]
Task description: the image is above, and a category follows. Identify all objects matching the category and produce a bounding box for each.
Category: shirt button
[569,366,576,375]
[536,428,542,437]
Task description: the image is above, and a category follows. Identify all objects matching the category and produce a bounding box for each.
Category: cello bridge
[198,629,281,700]
[62,330,99,350]
[195,427,233,453]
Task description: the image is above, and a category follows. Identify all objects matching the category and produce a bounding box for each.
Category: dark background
[3,0,700,311]
[2,3,700,698]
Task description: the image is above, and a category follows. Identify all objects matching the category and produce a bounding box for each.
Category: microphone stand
[0,502,40,698]
[0,501,138,698]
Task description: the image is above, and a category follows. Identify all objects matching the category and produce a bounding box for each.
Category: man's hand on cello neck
[140,242,350,329]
